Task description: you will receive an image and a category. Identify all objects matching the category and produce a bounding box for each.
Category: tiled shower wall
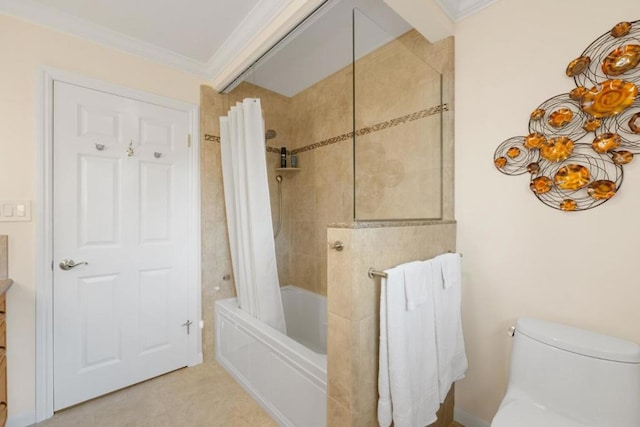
[199,30,454,359]
[285,29,454,295]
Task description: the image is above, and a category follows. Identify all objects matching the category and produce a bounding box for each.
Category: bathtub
[215,285,327,427]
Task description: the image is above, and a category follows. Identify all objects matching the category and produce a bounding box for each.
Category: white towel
[433,254,468,402]
[403,261,429,311]
[439,253,461,290]
[378,270,392,427]
[378,263,440,427]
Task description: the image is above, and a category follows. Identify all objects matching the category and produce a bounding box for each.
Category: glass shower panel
[353,7,443,220]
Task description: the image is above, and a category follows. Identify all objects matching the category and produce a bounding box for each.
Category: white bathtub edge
[217,349,295,427]
[215,294,327,427]
[454,407,491,427]
[216,297,327,384]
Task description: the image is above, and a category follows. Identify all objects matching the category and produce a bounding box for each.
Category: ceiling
[0,0,497,90]
[27,0,260,63]
[243,0,413,97]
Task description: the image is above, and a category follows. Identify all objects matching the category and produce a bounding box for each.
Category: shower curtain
[220,98,287,334]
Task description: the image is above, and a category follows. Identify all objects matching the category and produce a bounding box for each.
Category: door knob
[59,259,88,270]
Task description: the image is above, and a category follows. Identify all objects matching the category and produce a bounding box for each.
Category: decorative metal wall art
[494,20,640,211]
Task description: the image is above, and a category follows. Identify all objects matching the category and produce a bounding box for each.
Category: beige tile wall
[285,30,454,295]
[354,30,449,220]
[327,222,457,425]
[355,115,442,219]
[200,86,234,361]
[354,35,442,128]
[282,54,354,296]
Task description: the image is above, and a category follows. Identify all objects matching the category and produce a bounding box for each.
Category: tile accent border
[203,103,449,155]
[291,103,449,155]
[328,219,456,228]
[203,134,279,154]
[266,146,281,154]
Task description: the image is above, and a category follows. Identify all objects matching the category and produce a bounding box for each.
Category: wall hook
[126,140,134,157]
[95,143,105,151]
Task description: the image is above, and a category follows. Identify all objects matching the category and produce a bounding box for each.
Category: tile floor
[35,360,466,427]
[36,361,277,427]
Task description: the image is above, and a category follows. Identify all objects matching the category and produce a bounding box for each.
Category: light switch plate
[0,200,31,221]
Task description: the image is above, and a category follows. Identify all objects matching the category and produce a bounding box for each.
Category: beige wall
[455,0,640,422]
[0,14,206,421]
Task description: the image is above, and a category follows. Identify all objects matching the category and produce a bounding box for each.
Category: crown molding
[435,0,498,22]
[208,0,327,91]
[0,0,210,78]
[0,0,328,88]
[434,0,458,21]
[384,0,453,43]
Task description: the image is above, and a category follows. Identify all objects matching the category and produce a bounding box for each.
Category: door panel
[139,268,171,355]
[53,81,191,410]
[139,162,172,243]
[79,274,121,371]
[139,118,173,148]
[79,155,122,246]
[77,104,123,141]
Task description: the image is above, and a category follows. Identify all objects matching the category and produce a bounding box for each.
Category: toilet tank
[506,317,640,426]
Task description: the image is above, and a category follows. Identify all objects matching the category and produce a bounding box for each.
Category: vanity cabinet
[0,235,9,427]
[0,290,8,426]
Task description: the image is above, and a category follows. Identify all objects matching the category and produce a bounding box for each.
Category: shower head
[265,129,277,140]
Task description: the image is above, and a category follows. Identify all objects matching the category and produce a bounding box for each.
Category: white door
[53,81,192,410]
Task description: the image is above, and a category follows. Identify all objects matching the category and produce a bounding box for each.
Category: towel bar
[368,268,388,279]
[368,252,462,280]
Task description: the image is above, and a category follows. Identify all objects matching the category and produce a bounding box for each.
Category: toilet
[492,317,640,427]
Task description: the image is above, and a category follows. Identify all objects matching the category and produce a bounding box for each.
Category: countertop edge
[0,279,13,295]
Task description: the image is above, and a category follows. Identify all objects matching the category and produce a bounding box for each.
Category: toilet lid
[492,400,585,427]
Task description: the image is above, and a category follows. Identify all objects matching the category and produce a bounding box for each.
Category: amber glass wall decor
[494,20,640,211]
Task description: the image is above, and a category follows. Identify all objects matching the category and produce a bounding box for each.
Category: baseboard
[454,407,490,427]
[7,410,36,427]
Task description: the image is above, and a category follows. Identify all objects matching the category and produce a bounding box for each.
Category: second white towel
[433,253,468,402]
[378,261,441,427]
